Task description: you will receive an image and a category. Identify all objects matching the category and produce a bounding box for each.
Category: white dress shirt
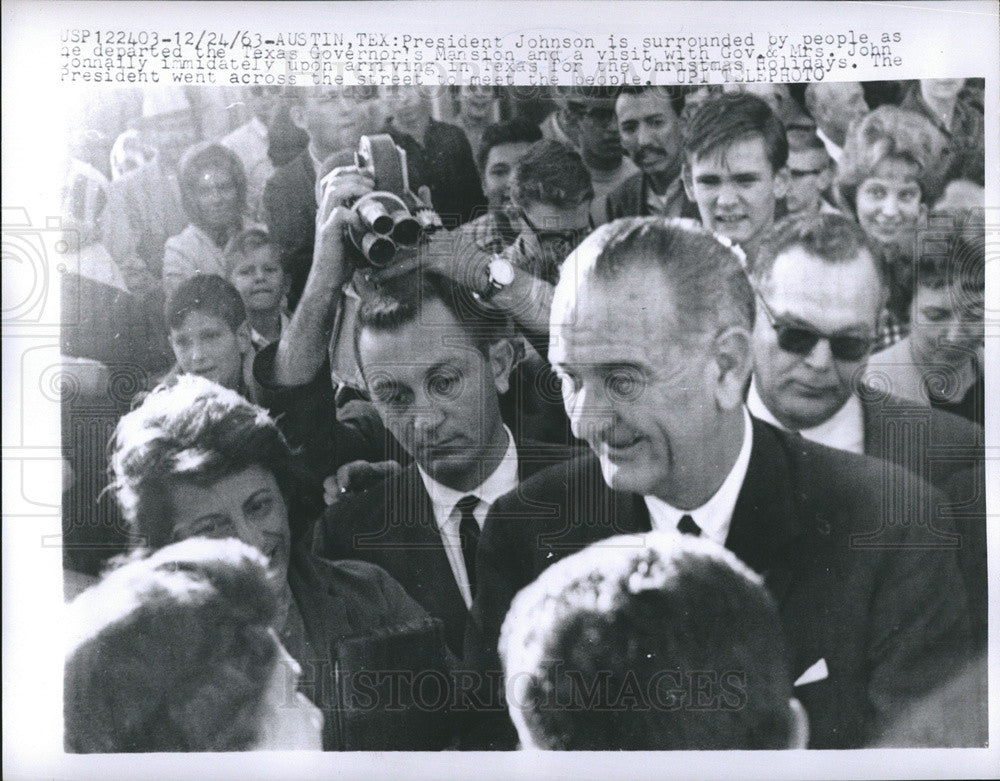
[416,427,519,608]
[644,408,754,547]
[748,377,865,455]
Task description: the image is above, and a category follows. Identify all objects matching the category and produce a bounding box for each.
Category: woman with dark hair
[108,375,440,749]
[163,142,262,297]
[65,537,323,752]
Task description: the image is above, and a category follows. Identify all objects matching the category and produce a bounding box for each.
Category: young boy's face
[684,135,785,250]
[169,310,247,390]
[854,157,923,247]
[229,247,288,313]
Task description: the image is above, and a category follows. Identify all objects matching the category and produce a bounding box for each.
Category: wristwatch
[478,255,515,301]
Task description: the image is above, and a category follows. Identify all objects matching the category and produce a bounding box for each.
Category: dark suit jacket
[604,171,700,222]
[860,387,983,491]
[468,417,971,749]
[312,439,577,655]
[284,544,433,750]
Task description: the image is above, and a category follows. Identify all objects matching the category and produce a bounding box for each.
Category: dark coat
[312,439,578,655]
[468,417,971,749]
[283,545,434,750]
[418,118,487,228]
[603,171,700,222]
[859,388,983,491]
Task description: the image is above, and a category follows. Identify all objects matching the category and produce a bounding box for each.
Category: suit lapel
[726,419,805,606]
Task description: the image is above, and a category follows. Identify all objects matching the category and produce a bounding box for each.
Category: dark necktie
[456,495,481,599]
[678,514,702,537]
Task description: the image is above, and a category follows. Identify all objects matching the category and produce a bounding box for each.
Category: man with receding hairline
[467,216,971,750]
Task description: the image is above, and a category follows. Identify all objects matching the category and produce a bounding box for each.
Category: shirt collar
[747,377,864,455]
[644,408,754,546]
[815,127,843,164]
[417,426,519,531]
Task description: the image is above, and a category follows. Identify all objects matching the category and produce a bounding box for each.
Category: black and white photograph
[3,2,997,778]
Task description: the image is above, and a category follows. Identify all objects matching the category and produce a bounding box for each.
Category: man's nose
[880,194,902,217]
[412,403,445,438]
[567,382,615,441]
[637,123,657,149]
[802,338,836,371]
[716,181,740,207]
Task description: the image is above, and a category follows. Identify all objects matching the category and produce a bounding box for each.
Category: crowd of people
[61,81,986,752]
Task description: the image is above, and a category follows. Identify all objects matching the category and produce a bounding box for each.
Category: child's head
[224,229,289,315]
[166,275,251,390]
[784,130,833,215]
[836,106,948,248]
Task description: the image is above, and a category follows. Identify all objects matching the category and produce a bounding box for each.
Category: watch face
[489,258,515,286]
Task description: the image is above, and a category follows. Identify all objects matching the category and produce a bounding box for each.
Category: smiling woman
[107,375,441,749]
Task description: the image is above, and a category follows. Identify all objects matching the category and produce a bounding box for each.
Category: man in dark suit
[746,212,982,481]
[312,269,574,654]
[745,213,985,649]
[468,217,971,749]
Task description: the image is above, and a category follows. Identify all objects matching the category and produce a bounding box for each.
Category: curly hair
[65,538,281,752]
[836,105,949,213]
[109,375,316,548]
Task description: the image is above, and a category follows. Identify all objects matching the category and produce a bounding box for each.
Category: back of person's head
[511,139,594,210]
[750,212,885,290]
[682,92,788,173]
[500,532,807,750]
[353,268,515,372]
[554,217,755,349]
[177,142,248,222]
[476,119,543,172]
[836,105,949,213]
[166,274,247,334]
[109,375,301,548]
[65,538,281,752]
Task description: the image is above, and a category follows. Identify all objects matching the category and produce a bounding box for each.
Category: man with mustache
[604,86,699,223]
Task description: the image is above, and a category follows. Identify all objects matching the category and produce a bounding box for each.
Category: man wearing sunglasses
[746,213,980,480]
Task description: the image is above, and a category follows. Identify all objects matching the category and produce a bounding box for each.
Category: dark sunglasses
[756,292,874,361]
[521,212,594,247]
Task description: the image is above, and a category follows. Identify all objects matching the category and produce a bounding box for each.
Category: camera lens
[362,233,397,267]
[391,214,421,247]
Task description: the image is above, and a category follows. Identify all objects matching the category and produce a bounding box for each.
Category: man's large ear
[787,697,810,749]
[487,339,517,395]
[709,326,754,411]
[682,162,696,202]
